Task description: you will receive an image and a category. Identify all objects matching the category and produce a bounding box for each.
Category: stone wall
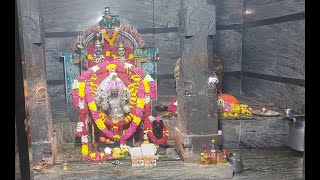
[40,0,247,123]
[39,0,181,122]
[213,0,244,96]
[40,0,305,126]
[241,0,305,114]
[221,117,290,149]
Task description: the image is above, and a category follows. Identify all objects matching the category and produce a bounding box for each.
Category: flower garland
[84,151,106,162]
[72,60,157,156]
[143,103,169,145]
[103,30,119,47]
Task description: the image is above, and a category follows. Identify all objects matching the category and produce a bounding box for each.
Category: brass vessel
[61,160,68,170]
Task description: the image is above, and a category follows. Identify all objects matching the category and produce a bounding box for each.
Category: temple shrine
[15,0,305,179]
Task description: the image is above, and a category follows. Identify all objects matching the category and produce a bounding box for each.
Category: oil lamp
[154,53,159,61]
[61,155,69,170]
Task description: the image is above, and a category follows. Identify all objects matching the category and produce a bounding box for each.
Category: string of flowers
[119,75,146,144]
[84,151,106,162]
[72,60,158,156]
[102,29,119,47]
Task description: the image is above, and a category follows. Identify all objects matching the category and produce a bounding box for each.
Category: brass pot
[61,161,68,170]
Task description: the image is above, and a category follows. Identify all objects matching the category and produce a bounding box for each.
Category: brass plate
[252,110,281,116]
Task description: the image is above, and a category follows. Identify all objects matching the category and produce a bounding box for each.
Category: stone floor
[28,146,303,180]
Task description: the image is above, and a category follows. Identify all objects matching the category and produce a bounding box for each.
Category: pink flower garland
[84,83,114,139]
[119,80,146,144]
[131,66,144,77]
[119,122,138,144]
[71,91,79,108]
[84,151,106,162]
[149,81,157,99]
[73,60,158,146]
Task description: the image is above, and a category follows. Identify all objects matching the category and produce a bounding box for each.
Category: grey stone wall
[40,0,305,122]
[220,117,290,149]
[40,0,246,122]
[214,0,244,96]
[39,0,181,122]
[241,0,305,114]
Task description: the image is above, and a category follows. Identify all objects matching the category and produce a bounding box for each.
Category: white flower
[76,122,84,132]
[143,74,154,82]
[78,99,85,109]
[104,147,112,155]
[72,80,79,90]
[90,65,100,72]
[208,76,219,84]
[145,96,151,104]
[81,135,88,143]
[124,62,133,69]
[149,116,155,122]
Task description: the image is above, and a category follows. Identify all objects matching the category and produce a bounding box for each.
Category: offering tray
[252,110,281,117]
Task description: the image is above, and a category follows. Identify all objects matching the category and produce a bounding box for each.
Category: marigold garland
[72,60,158,157]
[103,30,119,46]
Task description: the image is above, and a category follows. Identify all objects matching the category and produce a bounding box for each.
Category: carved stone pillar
[16,0,57,165]
[174,0,222,162]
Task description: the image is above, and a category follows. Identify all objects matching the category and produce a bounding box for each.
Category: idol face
[95,45,103,55]
[118,47,125,57]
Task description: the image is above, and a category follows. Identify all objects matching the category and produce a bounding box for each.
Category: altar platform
[31,146,303,180]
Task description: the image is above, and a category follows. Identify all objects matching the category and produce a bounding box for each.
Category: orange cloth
[218,94,239,104]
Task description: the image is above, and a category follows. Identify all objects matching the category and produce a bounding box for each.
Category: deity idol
[94,71,131,141]
[116,37,128,64]
[83,39,106,70]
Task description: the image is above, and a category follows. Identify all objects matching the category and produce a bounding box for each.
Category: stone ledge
[34,160,233,180]
[220,115,290,149]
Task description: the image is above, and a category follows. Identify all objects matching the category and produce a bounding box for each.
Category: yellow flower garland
[87,54,93,60]
[82,144,89,156]
[113,134,120,141]
[78,61,150,156]
[136,98,145,108]
[88,101,97,111]
[78,82,85,98]
[142,80,150,93]
[96,118,106,130]
[106,64,117,70]
[90,74,97,81]
[89,152,96,158]
[124,114,133,123]
[132,116,141,125]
